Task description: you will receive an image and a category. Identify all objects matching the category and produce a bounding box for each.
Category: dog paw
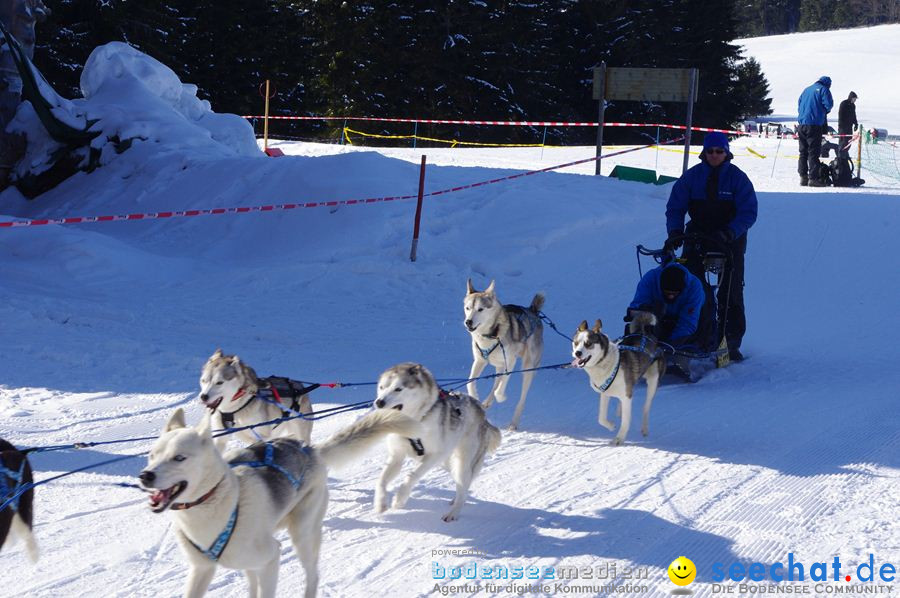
[442,511,459,522]
[374,496,388,514]
[482,396,495,409]
[641,426,649,437]
[598,418,616,432]
[392,487,410,510]
[610,437,623,446]
[494,394,507,404]
[506,423,518,432]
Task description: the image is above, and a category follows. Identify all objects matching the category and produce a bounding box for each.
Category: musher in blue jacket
[627,263,707,348]
[664,131,758,361]
[797,76,834,186]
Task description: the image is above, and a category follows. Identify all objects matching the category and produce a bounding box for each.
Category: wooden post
[681,68,698,174]
[856,124,863,179]
[594,62,607,176]
[263,79,271,152]
[409,155,427,262]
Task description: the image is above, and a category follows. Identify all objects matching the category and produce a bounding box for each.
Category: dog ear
[592,319,603,333]
[195,411,213,442]
[466,278,476,294]
[485,279,495,295]
[163,408,186,433]
[577,320,588,332]
[212,348,223,359]
[230,355,241,367]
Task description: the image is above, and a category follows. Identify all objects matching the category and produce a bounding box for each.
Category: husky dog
[0,438,38,562]
[199,349,313,448]
[140,407,419,598]
[571,313,666,445]
[372,363,502,522]
[463,279,544,431]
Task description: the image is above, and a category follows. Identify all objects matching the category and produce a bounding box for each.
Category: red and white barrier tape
[243,114,747,136]
[0,143,659,231]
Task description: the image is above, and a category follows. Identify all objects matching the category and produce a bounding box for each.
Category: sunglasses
[706,148,727,155]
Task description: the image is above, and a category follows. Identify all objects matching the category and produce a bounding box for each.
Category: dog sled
[635,232,734,381]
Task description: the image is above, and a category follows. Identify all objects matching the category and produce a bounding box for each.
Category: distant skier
[796,76,834,187]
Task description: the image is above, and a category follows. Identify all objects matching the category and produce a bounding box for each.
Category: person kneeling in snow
[626,263,707,348]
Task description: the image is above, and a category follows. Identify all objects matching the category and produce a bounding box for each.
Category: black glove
[663,230,683,252]
[713,229,734,245]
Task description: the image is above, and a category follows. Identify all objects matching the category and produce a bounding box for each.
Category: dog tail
[485,422,502,455]
[627,310,657,335]
[317,409,421,470]
[10,511,39,562]
[529,293,545,314]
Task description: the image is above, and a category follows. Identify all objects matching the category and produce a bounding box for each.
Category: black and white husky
[140,407,419,598]
[0,438,38,562]
[372,363,502,522]
[463,279,544,430]
[571,313,666,445]
[199,349,313,448]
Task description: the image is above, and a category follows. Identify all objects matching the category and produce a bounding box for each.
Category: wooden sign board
[593,67,698,103]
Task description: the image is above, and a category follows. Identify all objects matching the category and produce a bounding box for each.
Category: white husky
[199,349,313,448]
[463,279,544,431]
[140,407,419,598]
[571,314,666,445]
[372,363,502,522]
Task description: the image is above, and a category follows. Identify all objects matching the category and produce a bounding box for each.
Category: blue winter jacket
[797,78,834,126]
[629,263,705,341]
[665,160,758,239]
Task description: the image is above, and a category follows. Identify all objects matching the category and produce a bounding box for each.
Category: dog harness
[616,334,663,360]
[406,390,461,457]
[218,377,319,429]
[477,307,541,360]
[0,459,27,511]
[592,350,621,393]
[184,504,239,562]
[178,442,309,562]
[230,442,309,491]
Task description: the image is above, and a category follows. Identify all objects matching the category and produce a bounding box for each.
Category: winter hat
[702,131,730,154]
[817,75,832,88]
[660,265,686,293]
[848,91,858,100]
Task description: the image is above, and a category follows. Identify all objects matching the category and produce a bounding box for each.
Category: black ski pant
[683,232,747,351]
[797,124,824,181]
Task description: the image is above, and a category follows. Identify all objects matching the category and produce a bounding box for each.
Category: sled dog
[140,407,419,598]
[571,313,666,445]
[463,279,544,430]
[0,438,38,562]
[373,363,502,522]
[199,349,313,448]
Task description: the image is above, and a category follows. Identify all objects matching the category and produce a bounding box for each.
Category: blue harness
[183,442,310,562]
[478,309,541,360]
[593,350,621,393]
[0,460,27,512]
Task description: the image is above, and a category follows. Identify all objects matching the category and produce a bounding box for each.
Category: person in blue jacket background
[627,262,707,348]
[664,131,757,361]
[797,75,834,186]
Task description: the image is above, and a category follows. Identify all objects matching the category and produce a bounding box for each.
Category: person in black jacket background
[838,91,858,158]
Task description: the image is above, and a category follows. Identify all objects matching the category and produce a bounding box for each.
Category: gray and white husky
[372,363,502,522]
[199,349,313,448]
[571,313,666,445]
[463,279,544,431]
[140,407,419,598]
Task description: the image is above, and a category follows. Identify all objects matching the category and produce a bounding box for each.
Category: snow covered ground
[1,28,899,598]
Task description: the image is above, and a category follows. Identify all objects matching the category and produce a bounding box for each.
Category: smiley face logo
[668,556,696,586]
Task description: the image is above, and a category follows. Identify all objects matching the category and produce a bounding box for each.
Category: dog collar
[170,479,222,510]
